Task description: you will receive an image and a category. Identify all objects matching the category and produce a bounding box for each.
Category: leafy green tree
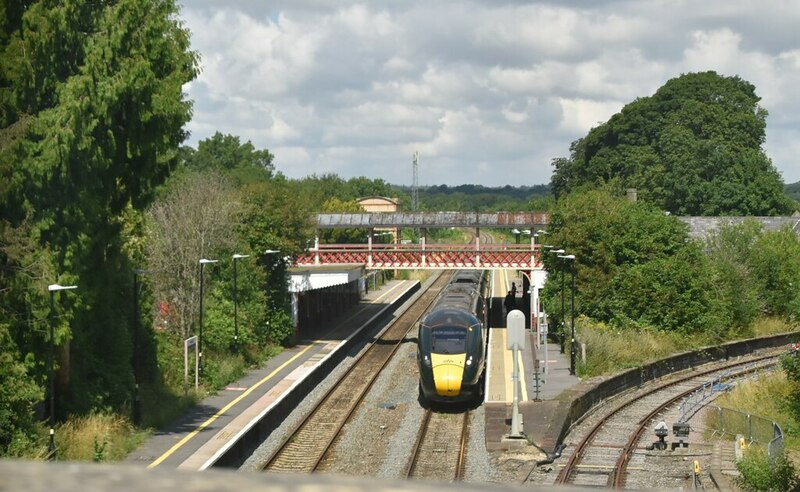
[609,244,729,336]
[0,324,44,456]
[735,446,797,492]
[1,0,198,420]
[343,176,396,201]
[705,220,764,332]
[540,188,690,327]
[180,132,275,184]
[237,178,312,344]
[551,72,793,216]
[318,197,367,244]
[291,174,348,211]
[146,171,237,341]
[785,180,800,206]
[746,228,800,319]
[783,353,800,427]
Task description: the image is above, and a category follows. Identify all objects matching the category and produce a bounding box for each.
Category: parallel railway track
[261,271,453,474]
[406,408,470,481]
[554,353,778,488]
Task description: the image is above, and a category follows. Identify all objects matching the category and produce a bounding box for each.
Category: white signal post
[507,309,526,438]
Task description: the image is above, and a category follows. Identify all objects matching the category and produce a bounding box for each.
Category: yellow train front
[417,271,488,404]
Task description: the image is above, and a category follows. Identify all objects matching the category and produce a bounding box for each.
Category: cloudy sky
[179,1,800,187]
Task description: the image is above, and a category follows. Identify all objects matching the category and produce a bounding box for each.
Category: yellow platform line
[147,343,317,468]
[148,280,412,468]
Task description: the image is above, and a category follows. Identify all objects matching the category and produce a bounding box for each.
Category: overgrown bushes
[542,190,800,355]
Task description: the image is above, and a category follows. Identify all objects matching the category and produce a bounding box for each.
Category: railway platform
[125,278,419,470]
[484,270,581,454]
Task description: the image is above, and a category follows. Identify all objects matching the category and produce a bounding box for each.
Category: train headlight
[466,356,473,366]
[422,355,431,367]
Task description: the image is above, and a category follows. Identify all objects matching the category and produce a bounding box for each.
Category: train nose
[433,364,464,397]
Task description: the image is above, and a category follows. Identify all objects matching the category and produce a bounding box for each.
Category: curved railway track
[406,408,470,481]
[554,353,779,489]
[261,271,453,474]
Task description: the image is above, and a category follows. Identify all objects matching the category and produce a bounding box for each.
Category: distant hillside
[786,180,800,203]
[394,184,551,212]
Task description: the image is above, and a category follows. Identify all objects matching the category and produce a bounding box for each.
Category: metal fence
[677,358,784,460]
[705,405,785,460]
[677,358,774,423]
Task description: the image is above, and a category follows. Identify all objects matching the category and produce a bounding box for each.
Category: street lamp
[47,283,77,459]
[198,259,218,377]
[558,254,577,375]
[549,249,565,352]
[231,254,250,354]
[131,269,154,426]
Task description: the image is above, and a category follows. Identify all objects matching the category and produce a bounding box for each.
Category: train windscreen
[431,327,467,354]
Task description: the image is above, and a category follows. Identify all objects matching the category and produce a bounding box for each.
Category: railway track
[406,408,470,481]
[261,271,453,474]
[553,353,779,489]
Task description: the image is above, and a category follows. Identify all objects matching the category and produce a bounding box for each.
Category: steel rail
[406,408,471,481]
[261,271,451,473]
[555,353,778,486]
[609,356,777,489]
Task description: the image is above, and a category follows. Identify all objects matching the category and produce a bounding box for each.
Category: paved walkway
[485,269,580,454]
[125,279,417,469]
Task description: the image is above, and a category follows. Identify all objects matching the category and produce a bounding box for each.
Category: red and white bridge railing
[294,243,541,269]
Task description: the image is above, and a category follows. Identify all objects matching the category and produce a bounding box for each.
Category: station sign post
[507,310,526,438]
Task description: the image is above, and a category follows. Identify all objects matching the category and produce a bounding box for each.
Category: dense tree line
[542,72,800,349]
[393,183,550,211]
[786,180,800,205]
[541,189,800,345]
[551,72,794,216]
[0,0,199,455]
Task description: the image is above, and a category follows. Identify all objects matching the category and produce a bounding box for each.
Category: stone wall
[678,216,800,240]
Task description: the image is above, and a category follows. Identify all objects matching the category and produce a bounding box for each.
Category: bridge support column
[368,228,373,268]
[314,236,320,266]
[421,232,426,268]
[475,227,481,267]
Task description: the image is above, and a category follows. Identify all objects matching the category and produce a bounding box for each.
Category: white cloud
[181,1,800,186]
[558,98,624,135]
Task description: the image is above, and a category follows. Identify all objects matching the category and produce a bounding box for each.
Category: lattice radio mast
[411,151,419,212]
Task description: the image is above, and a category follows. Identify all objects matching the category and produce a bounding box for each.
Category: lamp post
[231,254,250,354]
[47,283,77,459]
[198,259,218,377]
[550,249,566,353]
[558,254,577,375]
[131,269,153,426]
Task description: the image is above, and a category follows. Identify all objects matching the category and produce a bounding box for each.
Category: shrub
[735,447,798,491]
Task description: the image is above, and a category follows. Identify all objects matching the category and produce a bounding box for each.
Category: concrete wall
[554,331,800,453]
[212,281,420,468]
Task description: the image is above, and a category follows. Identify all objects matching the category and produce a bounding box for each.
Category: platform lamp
[132,269,154,426]
[231,254,250,354]
[549,249,566,353]
[198,258,218,377]
[557,254,576,375]
[47,283,78,460]
[530,230,546,332]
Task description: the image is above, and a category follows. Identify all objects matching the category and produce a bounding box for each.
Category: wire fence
[677,358,775,423]
[678,357,785,460]
[705,405,784,460]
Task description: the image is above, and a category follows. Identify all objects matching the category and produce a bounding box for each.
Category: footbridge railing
[295,243,541,269]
